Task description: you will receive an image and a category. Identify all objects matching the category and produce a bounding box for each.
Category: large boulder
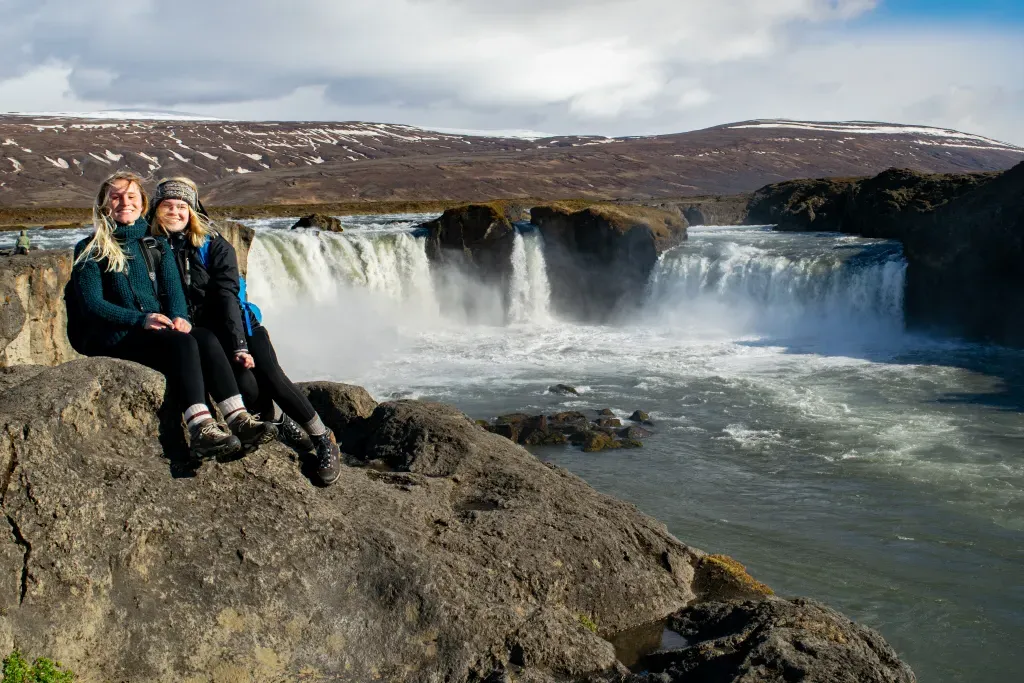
[0,251,77,367]
[531,204,687,321]
[745,177,859,232]
[0,358,720,682]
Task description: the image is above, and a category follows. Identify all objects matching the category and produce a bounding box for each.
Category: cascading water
[508,231,552,324]
[645,226,906,340]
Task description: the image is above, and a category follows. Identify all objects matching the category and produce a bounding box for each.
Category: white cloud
[0,0,1022,145]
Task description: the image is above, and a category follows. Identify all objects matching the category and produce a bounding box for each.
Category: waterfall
[508,231,552,324]
[646,229,906,337]
[247,229,438,314]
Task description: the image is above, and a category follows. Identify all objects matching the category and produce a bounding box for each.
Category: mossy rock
[595,417,622,428]
[693,554,774,602]
[523,431,568,446]
[582,432,621,453]
[618,439,644,449]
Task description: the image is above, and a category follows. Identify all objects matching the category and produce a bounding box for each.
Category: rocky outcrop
[0,221,255,368]
[640,195,752,226]
[216,219,257,277]
[626,598,917,683]
[421,203,517,287]
[899,162,1024,343]
[531,205,687,321]
[290,213,343,232]
[746,163,1024,344]
[745,168,997,235]
[0,251,77,367]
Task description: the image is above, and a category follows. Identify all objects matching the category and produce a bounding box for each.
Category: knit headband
[154,181,198,211]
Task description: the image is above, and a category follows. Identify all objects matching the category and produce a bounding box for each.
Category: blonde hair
[149,176,212,248]
[75,171,150,273]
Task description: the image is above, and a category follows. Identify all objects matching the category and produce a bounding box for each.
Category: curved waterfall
[246,224,906,337]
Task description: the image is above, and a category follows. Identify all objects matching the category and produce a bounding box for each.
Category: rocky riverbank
[0,358,917,682]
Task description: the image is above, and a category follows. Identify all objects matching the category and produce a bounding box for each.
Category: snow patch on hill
[730,120,1024,152]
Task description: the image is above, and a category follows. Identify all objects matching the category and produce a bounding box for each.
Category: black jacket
[167,231,249,353]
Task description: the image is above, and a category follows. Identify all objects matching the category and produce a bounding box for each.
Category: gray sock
[304,414,328,437]
[270,402,283,422]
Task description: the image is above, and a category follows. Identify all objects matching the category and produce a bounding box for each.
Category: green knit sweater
[71,218,189,349]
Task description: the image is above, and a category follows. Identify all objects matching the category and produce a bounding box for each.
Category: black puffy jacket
[166,231,250,353]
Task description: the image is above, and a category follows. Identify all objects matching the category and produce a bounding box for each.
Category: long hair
[75,171,149,273]
[149,176,212,248]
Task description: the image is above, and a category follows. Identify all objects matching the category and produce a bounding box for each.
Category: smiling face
[155,199,191,233]
[107,179,144,225]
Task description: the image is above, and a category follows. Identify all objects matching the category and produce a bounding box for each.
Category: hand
[171,317,192,333]
[234,351,255,369]
[143,313,173,330]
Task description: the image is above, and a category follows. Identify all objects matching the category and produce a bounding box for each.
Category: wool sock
[217,395,247,425]
[304,414,328,437]
[185,404,212,431]
[270,402,284,422]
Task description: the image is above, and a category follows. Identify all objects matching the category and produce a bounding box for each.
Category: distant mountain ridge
[1,114,1021,207]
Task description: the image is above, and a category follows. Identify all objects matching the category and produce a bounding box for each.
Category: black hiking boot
[310,429,342,486]
[189,418,242,460]
[272,413,314,453]
[229,411,278,450]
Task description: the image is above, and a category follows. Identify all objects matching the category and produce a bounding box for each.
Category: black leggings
[190,326,243,403]
[104,328,206,411]
[218,325,316,424]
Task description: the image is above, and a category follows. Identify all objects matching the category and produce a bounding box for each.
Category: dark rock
[523,430,568,446]
[618,439,643,449]
[548,411,591,433]
[485,422,516,440]
[628,410,651,423]
[598,408,616,416]
[631,597,917,682]
[298,380,378,452]
[581,431,621,453]
[595,417,622,429]
[618,426,652,440]
[531,204,687,321]
[291,213,343,231]
[419,204,516,297]
[549,383,580,396]
[1,358,718,682]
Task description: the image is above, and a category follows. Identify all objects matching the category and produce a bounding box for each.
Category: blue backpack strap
[238,275,262,335]
[197,236,211,267]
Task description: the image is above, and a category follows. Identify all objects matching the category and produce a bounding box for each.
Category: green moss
[701,554,774,597]
[577,614,599,633]
[2,650,75,683]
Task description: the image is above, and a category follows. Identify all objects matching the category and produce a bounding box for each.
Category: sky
[0,0,1022,144]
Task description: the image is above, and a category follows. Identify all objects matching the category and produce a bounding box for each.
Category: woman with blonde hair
[149,177,343,486]
[70,171,265,460]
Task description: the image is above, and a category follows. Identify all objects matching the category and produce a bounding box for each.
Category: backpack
[196,237,262,335]
[63,278,91,354]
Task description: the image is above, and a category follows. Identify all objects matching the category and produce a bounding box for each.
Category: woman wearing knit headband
[149,177,344,487]
[69,171,251,460]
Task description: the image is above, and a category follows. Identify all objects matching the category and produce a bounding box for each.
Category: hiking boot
[273,413,314,453]
[311,429,342,486]
[229,411,278,450]
[190,418,242,460]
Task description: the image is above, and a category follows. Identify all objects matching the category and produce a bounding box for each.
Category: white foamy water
[234,217,1024,682]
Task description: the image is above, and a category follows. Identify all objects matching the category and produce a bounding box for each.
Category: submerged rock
[549,383,580,396]
[628,410,651,424]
